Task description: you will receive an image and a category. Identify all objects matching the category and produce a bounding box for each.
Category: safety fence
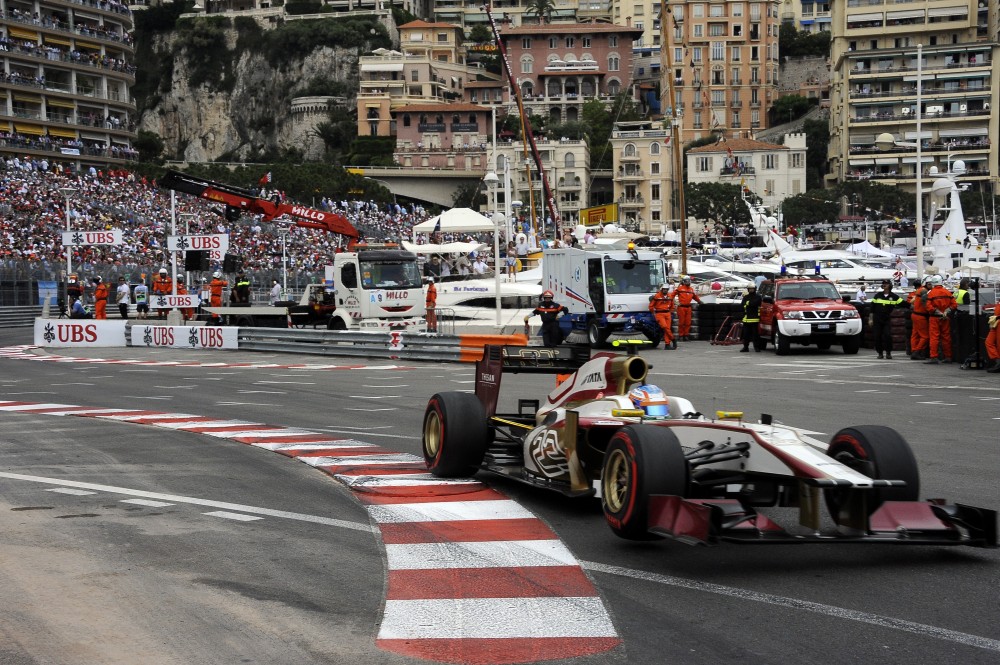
[0,306,42,327]
[26,316,527,363]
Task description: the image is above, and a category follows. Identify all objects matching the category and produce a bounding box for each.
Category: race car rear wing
[475,344,591,417]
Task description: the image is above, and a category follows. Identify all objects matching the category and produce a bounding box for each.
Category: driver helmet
[541,289,554,300]
[628,384,670,418]
[681,275,691,285]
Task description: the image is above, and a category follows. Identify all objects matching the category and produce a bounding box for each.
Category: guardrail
[0,306,42,327]
[237,327,527,362]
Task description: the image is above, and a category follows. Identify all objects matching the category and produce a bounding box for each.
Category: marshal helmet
[213,271,221,278]
[628,384,670,418]
[541,290,554,299]
[681,275,691,285]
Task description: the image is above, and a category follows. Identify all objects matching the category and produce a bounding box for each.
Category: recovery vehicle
[206,283,336,328]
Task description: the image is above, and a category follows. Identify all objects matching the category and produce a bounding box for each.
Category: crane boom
[484,3,561,235]
[159,170,360,240]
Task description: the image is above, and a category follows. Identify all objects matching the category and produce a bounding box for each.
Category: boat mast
[484,3,561,239]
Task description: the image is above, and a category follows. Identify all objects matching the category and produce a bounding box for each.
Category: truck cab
[758,276,862,355]
[328,249,426,331]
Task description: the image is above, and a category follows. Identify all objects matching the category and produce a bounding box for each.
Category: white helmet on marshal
[213,271,221,278]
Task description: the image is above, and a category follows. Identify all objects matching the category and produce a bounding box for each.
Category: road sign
[61,230,123,246]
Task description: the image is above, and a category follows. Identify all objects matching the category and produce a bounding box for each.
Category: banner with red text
[34,320,128,347]
[131,325,238,350]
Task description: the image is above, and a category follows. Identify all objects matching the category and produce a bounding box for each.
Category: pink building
[499,22,643,123]
[393,102,492,170]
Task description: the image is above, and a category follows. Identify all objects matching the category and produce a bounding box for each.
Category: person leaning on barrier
[870,279,903,359]
[133,279,149,319]
[525,290,568,348]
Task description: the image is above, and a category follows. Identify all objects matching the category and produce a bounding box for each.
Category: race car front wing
[646,495,998,547]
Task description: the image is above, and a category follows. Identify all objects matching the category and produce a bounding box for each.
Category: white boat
[402,240,542,309]
[922,161,1000,274]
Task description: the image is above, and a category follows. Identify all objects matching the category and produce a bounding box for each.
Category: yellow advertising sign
[581,203,619,226]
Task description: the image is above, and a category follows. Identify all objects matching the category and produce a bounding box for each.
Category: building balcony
[617,167,644,180]
[720,166,755,175]
[558,177,582,190]
[619,152,640,162]
[618,195,644,208]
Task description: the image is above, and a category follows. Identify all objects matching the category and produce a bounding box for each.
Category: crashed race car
[422,343,997,547]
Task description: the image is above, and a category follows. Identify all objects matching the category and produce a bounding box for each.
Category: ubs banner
[35,320,128,347]
[132,325,238,350]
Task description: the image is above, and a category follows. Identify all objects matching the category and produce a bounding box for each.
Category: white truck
[542,245,669,347]
[326,248,427,332]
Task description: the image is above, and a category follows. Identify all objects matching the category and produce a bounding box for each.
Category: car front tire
[602,425,688,541]
[825,425,920,522]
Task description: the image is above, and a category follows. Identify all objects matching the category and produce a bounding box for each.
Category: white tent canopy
[412,208,496,238]
[401,241,488,256]
[844,240,895,258]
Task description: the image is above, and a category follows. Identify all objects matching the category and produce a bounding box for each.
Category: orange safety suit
[93,281,108,320]
[907,285,929,356]
[176,281,195,320]
[925,285,957,360]
[649,289,674,346]
[425,282,437,333]
[209,277,227,321]
[152,274,173,318]
[985,303,1000,367]
[673,284,702,340]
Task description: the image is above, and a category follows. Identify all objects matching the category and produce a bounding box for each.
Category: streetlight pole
[484,170,501,326]
[59,186,77,307]
[277,221,292,298]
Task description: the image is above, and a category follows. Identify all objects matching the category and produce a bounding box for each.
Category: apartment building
[392,102,491,171]
[827,1,998,193]
[687,133,806,212]
[493,138,591,226]
[661,1,782,144]
[0,0,136,168]
[608,119,671,232]
[778,0,831,34]
[357,20,495,137]
[498,21,644,124]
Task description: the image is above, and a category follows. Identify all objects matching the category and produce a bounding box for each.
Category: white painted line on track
[215,402,277,407]
[133,396,173,400]
[0,472,373,533]
[317,428,414,439]
[917,401,958,406]
[254,380,316,385]
[585,561,1000,653]
[369,499,536,524]
[154,385,197,389]
[46,488,96,496]
[379,597,617,640]
[349,395,401,400]
[345,407,397,412]
[385,540,578,570]
[204,511,264,522]
[237,390,287,394]
[51,382,95,386]
[121,499,174,507]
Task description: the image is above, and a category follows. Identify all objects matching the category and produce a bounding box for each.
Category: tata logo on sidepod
[480,372,496,384]
[580,371,603,385]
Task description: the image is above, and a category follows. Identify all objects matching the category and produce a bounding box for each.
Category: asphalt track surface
[0,327,997,665]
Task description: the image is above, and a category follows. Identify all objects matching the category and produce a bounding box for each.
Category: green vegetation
[468,24,492,44]
[771,95,817,125]
[133,131,165,164]
[779,24,831,59]
[174,17,235,92]
[685,182,753,230]
[582,94,641,170]
[802,116,830,191]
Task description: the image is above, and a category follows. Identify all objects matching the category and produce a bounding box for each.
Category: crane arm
[159,170,360,240]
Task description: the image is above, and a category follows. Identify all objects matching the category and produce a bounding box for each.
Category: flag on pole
[259,172,272,185]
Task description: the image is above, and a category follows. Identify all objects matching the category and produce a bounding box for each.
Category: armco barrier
[0,306,43,328]
[237,327,527,362]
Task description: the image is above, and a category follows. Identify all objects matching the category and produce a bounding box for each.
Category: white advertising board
[150,294,202,309]
[34,319,128,347]
[61,230,123,246]
[131,325,238,350]
[167,234,230,261]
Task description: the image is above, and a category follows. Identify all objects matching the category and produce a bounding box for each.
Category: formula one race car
[422,344,996,547]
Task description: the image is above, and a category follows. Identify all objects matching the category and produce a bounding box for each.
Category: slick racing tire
[602,425,688,541]
[423,392,488,477]
[825,425,920,521]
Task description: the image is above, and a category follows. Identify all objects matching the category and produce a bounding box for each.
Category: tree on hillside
[770,95,816,125]
[779,24,831,59]
[779,191,839,227]
[582,94,641,170]
[469,24,492,44]
[802,117,829,190]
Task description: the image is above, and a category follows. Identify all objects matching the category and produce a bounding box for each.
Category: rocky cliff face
[138,20,370,163]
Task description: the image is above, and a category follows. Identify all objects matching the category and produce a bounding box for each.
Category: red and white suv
[758,277,862,355]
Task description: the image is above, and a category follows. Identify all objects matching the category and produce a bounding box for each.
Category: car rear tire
[327,317,347,331]
[587,321,608,349]
[774,330,790,355]
[423,392,488,477]
[602,425,688,540]
[825,425,920,521]
[842,334,861,355]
